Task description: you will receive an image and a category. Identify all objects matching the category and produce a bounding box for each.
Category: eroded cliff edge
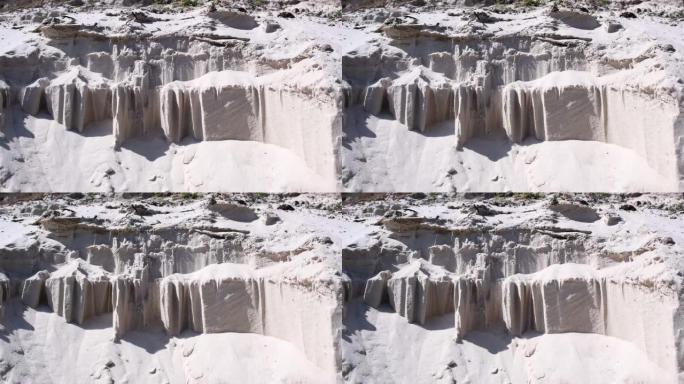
[341,193,684,383]
[0,193,343,383]
[341,0,684,191]
[0,1,344,192]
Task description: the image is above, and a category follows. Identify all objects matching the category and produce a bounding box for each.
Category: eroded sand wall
[603,88,682,189]
[345,36,684,189]
[155,273,341,380]
[1,36,341,184]
[452,267,682,381]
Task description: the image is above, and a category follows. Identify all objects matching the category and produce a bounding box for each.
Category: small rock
[549,203,600,223]
[182,344,194,357]
[129,11,157,23]
[182,149,195,165]
[524,344,536,357]
[472,204,499,217]
[550,9,600,30]
[130,204,159,217]
[472,11,502,24]
[263,21,281,33]
[208,202,258,222]
[619,204,637,212]
[263,212,281,225]
[605,21,623,33]
[603,213,622,226]
[620,11,637,19]
[662,44,676,53]
[277,204,295,211]
[278,12,295,19]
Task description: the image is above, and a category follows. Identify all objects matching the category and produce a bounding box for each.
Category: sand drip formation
[1,0,684,383]
[1,0,684,192]
[0,0,342,191]
[2,193,684,383]
[0,194,343,383]
[342,193,684,383]
[341,0,684,191]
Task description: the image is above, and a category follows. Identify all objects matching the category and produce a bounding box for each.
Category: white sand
[0,2,343,192]
[0,194,345,383]
[341,193,684,383]
[341,1,684,191]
